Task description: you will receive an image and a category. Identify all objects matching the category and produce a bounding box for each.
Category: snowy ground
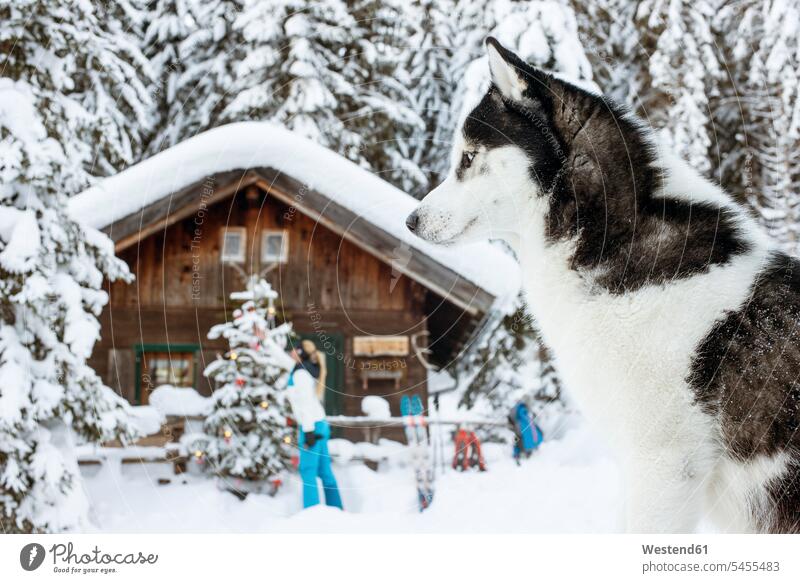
[81,424,623,533]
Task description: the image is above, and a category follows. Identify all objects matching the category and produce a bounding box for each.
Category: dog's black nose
[405,212,419,233]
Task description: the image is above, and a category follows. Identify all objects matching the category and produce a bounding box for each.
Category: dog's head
[406,37,657,249]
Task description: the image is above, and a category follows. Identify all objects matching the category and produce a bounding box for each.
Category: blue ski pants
[298,420,343,509]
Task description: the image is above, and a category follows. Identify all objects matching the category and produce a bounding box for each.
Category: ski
[401,395,434,511]
[411,395,434,510]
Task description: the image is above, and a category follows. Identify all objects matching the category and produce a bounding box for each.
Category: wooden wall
[90,184,432,419]
[106,185,424,312]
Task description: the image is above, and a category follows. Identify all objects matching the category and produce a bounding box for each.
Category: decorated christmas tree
[192,278,294,484]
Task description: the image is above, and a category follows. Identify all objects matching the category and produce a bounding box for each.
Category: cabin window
[261,230,288,263]
[135,344,198,404]
[221,227,246,263]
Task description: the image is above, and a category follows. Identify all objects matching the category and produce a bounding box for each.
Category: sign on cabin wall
[352,335,409,357]
[358,359,406,391]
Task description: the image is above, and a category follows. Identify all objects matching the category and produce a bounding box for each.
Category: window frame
[221,226,247,263]
[261,229,289,264]
[134,343,199,405]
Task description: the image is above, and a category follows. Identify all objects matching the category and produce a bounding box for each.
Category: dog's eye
[461,151,476,169]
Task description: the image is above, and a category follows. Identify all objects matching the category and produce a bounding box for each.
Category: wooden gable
[102,168,496,316]
[107,183,426,315]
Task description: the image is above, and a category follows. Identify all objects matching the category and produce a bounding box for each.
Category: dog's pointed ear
[486,37,528,101]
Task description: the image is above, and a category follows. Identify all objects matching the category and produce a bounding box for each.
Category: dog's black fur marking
[466,41,750,293]
[690,252,800,532]
[691,252,800,458]
[462,88,564,190]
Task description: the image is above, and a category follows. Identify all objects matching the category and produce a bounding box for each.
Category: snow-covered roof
[69,122,520,304]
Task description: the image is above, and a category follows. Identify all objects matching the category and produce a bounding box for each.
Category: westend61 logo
[19,542,158,575]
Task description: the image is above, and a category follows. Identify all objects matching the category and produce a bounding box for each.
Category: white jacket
[286,369,326,433]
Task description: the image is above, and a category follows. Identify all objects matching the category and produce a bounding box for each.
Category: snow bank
[68,122,520,300]
[327,439,356,464]
[360,396,390,420]
[81,424,623,533]
[427,369,457,395]
[128,406,166,436]
[148,385,211,417]
[76,445,167,462]
[327,438,405,465]
[356,439,405,464]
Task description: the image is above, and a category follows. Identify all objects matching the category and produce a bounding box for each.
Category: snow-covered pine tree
[634,0,721,176]
[271,0,357,146]
[1,0,140,532]
[83,0,155,175]
[570,0,644,106]
[459,300,539,412]
[576,0,723,176]
[174,0,249,146]
[449,0,596,132]
[344,0,427,194]
[407,0,456,196]
[448,0,494,139]
[458,298,567,437]
[221,0,284,131]
[576,0,800,252]
[197,279,293,483]
[144,0,428,193]
[715,0,800,253]
[142,0,198,151]
[492,0,594,83]
[3,0,154,180]
[225,0,363,159]
[706,2,746,202]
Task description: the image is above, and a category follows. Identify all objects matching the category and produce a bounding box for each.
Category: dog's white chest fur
[519,235,765,447]
[513,199,777,532]
[513,155,770,448]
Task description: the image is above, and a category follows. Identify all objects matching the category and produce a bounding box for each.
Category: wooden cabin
[70,123,518,430]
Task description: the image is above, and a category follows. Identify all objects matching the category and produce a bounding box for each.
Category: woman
[292,340,327,402]
[286,354,342,510]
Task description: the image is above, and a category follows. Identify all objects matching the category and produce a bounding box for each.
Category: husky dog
[406,37,800,533]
